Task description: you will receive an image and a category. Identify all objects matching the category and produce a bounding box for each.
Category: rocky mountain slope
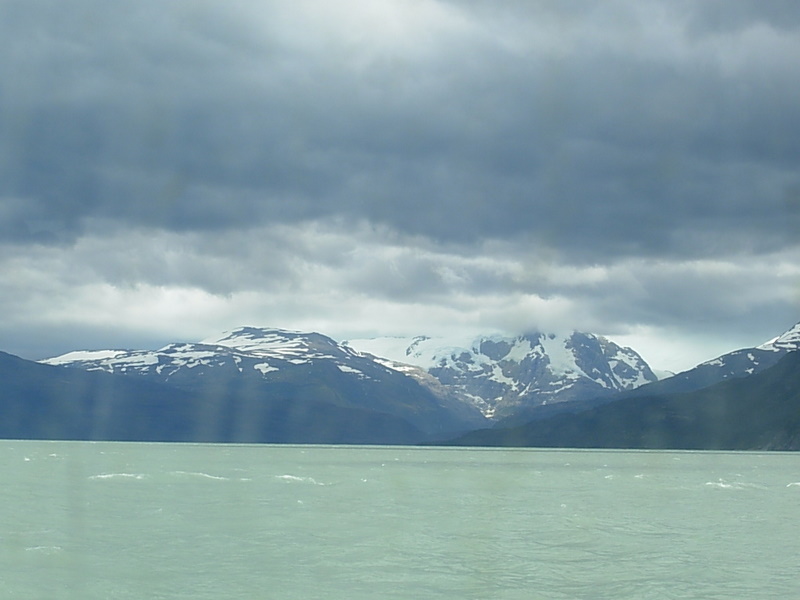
[620,321,800,399]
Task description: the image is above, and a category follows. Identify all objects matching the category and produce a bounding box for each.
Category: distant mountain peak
[631,319,800,399]
[209,325,303,340]
[345,330,657,419]
[200,326,349,361]
[757,321,800,351]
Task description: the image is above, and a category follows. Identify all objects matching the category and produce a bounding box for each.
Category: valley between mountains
[1,322,799,449]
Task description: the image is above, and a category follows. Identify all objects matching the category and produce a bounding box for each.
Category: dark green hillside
[0,351,426,444]
[445,351,800,450]
[0,351,198,441]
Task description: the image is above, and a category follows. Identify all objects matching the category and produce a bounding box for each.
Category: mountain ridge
[443,349,800,450]
[0,348,436,444]
[42,326,487,437]
[620,320,800,399]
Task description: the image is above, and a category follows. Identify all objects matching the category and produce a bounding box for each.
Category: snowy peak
[202,326,357,361]
[566,332,655,390]
[757,321,800,351]
[42,327,369,381]
[697,320,800,371]
[644,320,800,397]
[348,331,654,389]
[346,331,657,418]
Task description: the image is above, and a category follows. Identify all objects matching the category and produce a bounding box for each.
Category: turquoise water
[2,441,799,599]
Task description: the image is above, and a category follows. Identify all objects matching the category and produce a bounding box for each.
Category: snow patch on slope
[44,349,128,365]
[540,334,583,378]
[204,328,308,359]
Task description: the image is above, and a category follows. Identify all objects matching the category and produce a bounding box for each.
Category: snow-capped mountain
[633,320,800,397]
[46,327,375,381]
[345,331,658,419]
[42,327,487,437]
[447,350,800,451]
[760,321,800,351]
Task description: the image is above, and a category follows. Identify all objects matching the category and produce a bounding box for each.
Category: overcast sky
[1,0,799,372]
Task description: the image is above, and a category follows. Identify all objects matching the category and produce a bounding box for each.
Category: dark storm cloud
[1,0,799,264]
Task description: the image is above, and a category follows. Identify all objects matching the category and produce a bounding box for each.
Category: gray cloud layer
[1,0,799,367]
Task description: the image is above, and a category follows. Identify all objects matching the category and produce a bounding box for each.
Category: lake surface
[2,441,799,599]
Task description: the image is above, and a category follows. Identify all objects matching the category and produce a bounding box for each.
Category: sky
[1,0,799,372]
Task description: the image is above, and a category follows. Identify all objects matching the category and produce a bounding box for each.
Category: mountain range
[40,327,660,430]
[1,321,798,448]
[34,327,488,443]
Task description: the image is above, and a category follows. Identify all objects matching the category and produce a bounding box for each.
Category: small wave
[275,475,326,486]
[25,545,63,554]
[170,471,230,481]
[705,480,735,489]
[787,482,800,488]
[705,479,766,490]
[88,473,147,481]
